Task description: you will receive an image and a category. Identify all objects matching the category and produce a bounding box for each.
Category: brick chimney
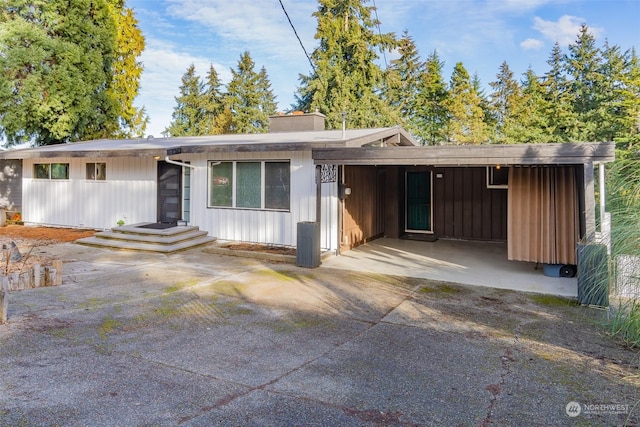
[269,111,326,132]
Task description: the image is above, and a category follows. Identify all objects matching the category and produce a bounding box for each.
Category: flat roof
[0,127,416,159]
[312,142,616,166]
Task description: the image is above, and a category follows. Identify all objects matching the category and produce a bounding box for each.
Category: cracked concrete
[0,242,638,426]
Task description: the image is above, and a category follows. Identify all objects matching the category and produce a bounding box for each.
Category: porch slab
[322,238,578,297]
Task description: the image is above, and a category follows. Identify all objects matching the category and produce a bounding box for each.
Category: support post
[53,260,63,286]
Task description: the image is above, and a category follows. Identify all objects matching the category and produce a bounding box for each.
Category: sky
[127,0,640,138]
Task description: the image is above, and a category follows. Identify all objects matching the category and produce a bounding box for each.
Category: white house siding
[21,151,340,251]
[22,157,156,229]
[185,150,338,250]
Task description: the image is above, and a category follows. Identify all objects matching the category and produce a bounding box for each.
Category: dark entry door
[406,171,432,232]
[157,161,182,224]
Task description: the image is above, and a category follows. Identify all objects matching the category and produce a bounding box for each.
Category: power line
[371,0,388,69]
[278,0,316,74]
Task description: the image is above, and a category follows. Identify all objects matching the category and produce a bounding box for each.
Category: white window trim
[208,160,290,211]
[33,162,70,181]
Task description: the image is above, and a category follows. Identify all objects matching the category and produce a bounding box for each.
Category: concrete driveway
[1,243,638,426]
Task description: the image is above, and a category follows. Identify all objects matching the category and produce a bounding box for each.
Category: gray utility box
[297,222,321,268]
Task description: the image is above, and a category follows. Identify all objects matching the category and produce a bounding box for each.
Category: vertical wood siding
[341,166,385,250]
[433,167,508,241]
[188,151,338,250]
[21,151,339,250]
[22,157,156,229]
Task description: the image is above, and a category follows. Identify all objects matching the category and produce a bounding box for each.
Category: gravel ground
[0,239,638,426]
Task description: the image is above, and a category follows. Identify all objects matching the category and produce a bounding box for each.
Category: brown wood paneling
[384,167,401,238]
[433,167,507,241]
[341,166,384,251]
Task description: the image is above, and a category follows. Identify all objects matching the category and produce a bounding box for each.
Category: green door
[406,171,432,232]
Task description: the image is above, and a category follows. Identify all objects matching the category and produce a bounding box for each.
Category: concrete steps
[76,223,217,253]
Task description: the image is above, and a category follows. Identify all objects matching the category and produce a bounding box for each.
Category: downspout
[164,156,196,169]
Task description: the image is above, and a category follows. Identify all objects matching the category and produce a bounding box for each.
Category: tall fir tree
[0,0,118,145]
[415,50,449,145]
[445,62,489,144]
[520,68,550,142]
[619,48,640,144]
[165,64,205,136]
[385,30,424,139]
[565,24,602,141]
[597,41,640,143]
[488,61,527,143]
[541,42,574,142]
[294,0,398,129]
[201,65,226,135]
[224,51,276,133]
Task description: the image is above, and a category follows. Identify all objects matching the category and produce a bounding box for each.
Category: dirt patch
[220,242,296,256]
[0,225,96,274]
[0,225,95,244]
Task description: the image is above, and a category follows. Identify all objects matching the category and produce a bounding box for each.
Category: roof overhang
[0,127,417,160]
[313,142,616,166]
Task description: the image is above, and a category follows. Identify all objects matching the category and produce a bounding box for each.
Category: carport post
[315,164,322,225]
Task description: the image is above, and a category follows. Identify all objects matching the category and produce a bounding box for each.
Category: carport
[321,237,577,296]
[313,142,615,293]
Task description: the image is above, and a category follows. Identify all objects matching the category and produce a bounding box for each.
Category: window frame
[86,162,107,181]
[486,166,509,189]
[208,160,290,211]
[33,162,70,180]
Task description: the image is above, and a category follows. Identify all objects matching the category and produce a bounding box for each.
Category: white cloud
[164,0,317,61]
[520,38,544,50]
[533,15,604,46]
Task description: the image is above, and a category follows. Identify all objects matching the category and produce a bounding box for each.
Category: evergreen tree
[488,61,527,143]
[385,30,424,139]
[415,50,449,145]
[257,66,278,123]
[108,0,148,138]
[294,0,398,129]
[598,42,640,143]
[0,0,118,145]
[445,62,489,144]
[520,68,550,142]
[541,42,574,142]
[165,64,205,136]
[565,24,602,141]
[201,65,225,135]
[472,72,495,139]
[224,51,276,133]
[619,48,640,144]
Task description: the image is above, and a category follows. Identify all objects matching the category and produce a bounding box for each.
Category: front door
[405,171,432,233]
[157,161,182,224]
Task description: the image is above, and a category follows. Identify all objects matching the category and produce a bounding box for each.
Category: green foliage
[108,1,148,138]
[415,50,449,145]
[165,64,205,136]
[385,31,424,140]
[224,52,277,134]
[294,0,399,129]
[488,61,528,143]
[0,0,146,145]
[605,151,640,347]
[445,62,489,144]
[165,53,276,136]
